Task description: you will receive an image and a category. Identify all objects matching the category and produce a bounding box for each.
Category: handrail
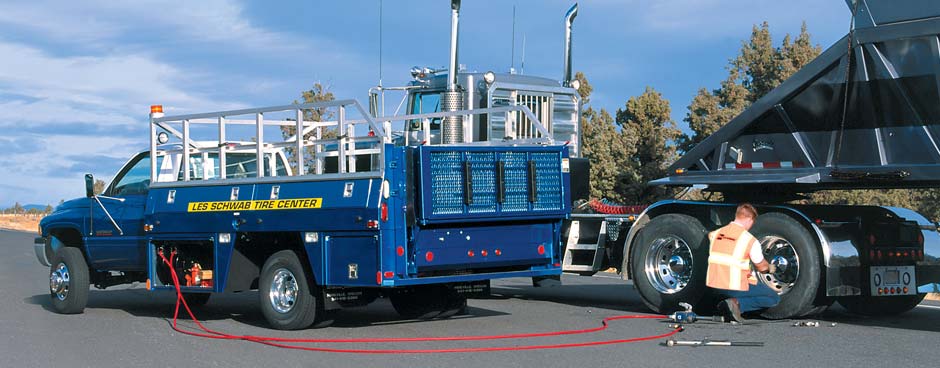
[148,100,554,186]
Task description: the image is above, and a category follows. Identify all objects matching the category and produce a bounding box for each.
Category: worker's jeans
[715,282,781,313]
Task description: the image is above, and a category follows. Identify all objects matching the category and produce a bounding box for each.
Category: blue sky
[0,0,851,206]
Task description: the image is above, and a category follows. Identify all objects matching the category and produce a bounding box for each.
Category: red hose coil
[157,252,679,354]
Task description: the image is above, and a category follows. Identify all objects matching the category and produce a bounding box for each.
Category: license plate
[870,266,916,296]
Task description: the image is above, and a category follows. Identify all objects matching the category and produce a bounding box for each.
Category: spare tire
[629,214,709,314]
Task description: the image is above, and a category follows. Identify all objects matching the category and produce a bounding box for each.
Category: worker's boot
[719,298,745,323]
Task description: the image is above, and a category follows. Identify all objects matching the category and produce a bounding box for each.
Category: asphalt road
[3,229,940,367]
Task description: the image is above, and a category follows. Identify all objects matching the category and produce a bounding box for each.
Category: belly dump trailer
[603,0,940,318]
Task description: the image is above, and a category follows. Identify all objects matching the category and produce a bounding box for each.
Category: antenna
[378,0,383,88]
[378,0,384,117]
[511,5,516,72]
[521,34,526,74]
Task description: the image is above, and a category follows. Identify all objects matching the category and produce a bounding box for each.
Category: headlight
[483,71,496,85]
[157,131,169,144]
[570,79,581,91]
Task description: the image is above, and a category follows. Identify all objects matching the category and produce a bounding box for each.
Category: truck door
[85,152,153,271]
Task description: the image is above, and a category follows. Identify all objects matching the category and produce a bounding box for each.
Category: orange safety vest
[706,223,758,291]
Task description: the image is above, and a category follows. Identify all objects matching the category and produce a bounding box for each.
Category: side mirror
[85,174,95,197]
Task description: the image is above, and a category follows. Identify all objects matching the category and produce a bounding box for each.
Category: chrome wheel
[759,236,800,295]
[644,236,694,294]
[50,262,70,301]
[268,268,299,314]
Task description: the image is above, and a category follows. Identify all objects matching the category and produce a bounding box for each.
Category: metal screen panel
[429,151,465,215]
[419,146,568,224]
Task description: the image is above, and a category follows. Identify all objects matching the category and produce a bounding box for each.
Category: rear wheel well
[227,232,314,292]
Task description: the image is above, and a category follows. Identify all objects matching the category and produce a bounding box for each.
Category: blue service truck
[35,98,571,330]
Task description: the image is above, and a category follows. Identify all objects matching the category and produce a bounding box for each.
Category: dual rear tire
[629,212,828,318]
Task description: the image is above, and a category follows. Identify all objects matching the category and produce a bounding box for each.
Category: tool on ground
[666,339,764,347]
[668,302,698,323]
[793,321,820,327]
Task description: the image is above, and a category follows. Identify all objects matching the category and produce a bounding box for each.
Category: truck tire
[389,285,446,320]
[629,214,709,314]
[838,294,926,316]
[750,213,824,319]
[259,250,323,330]
[182,293,211,307]
[49,247,90,314]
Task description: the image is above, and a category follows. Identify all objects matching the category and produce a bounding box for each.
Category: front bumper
[34,236,50,267]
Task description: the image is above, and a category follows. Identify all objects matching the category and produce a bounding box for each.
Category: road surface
[2,229,938,367]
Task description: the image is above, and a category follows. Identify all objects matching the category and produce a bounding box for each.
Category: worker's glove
[766,263,777,275]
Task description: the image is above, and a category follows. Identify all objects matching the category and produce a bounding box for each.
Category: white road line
[916,304,940,310]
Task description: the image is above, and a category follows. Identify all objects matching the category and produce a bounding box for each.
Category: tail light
[381,202,388,222]
[481,250,488,257]
[467,250,475,257]
[537,244,546,255]
[425,251,434,262]
[396,246,404,257]
[384,271,394,279]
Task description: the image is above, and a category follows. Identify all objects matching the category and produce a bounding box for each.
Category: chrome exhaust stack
[441,0,464,144]
[562,3,578,87]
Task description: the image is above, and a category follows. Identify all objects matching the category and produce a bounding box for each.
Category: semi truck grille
[420,147,567,222]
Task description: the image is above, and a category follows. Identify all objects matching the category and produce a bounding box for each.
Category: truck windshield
[109,153,163,196]
[409,92,442,129]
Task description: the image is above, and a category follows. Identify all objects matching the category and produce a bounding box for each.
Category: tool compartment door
[324,235,379,287]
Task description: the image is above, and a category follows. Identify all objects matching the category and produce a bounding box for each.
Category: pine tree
[93,179,106,195]
[680,21,821,154]
[279,83,337,173]
[615,87,680,203]
[576,72,637,203]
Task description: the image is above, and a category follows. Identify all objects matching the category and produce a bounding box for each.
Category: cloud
[0,136,44,154]
[0,0,368,206]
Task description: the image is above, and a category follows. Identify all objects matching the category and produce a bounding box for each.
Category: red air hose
[588,199,648,215]
[157,252,681,354]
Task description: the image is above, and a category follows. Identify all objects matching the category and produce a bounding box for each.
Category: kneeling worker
[707,203,780,322]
